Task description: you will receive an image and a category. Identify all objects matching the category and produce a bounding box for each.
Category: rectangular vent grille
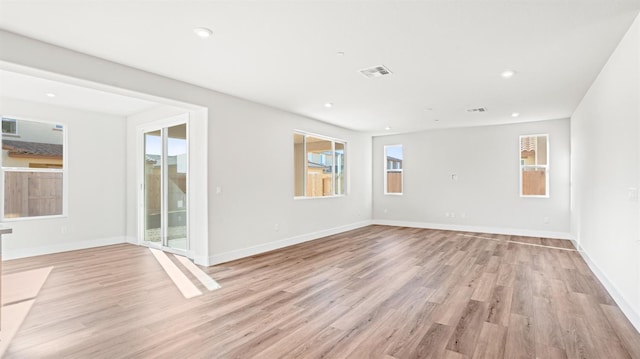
[358,65,393,78]
[466,107,488,113]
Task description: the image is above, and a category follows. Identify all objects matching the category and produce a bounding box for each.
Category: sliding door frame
[137,113,190,257]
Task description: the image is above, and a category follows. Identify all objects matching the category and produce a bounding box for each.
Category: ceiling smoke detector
[466,107,488,113]
[358,65,393,79]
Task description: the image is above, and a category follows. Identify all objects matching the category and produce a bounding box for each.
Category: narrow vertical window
[520,134,548,197]
[293,132,346,198]
[2,117,66,219]
[384,145,403,195]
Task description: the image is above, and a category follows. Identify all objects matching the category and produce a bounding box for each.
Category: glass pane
[521,167,546,196]
[335,142,345,195]
[3,171,62,218]
[386,145,403,170]
[2,119,63,168]
[385,145,403,194]
[537,136,547,166]
[167,124,188,250]
[2,117,17,135]
[293,133,305,196]
[520,135,547,166]
[144,130,162,244]
[305,137,333,197]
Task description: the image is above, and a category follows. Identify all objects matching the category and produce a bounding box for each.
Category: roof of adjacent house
[2,139,63,158]
[307,161,327,169]
[145,154,180,166]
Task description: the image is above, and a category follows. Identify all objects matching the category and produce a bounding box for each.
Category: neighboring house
[386,155,402,170]
[1,117,63,168]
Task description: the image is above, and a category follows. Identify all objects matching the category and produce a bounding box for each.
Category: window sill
[294,195,346,200]
[2,214,68,222]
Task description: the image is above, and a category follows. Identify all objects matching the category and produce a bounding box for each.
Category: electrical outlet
[383,208,388,214]
[274,223,279,231]
[543,217,550,224]
[216,186,223,195]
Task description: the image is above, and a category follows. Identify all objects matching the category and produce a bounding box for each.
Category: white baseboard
[124,236,138,245]
[123,236,208,266]
[372,219,571,240]
[207,220,373,266]
[571,240,640,333]
[3,236,127,260]
[193,255,209,267]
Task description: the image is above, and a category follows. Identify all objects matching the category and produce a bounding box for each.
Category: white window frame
[519,134,549,198]
[1,116,68,221]
[293,130,347,199]
[384,144,403,195]
[1,117,18,136]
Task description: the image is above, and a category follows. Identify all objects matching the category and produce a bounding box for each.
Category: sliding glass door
[144,129,163,244]
[142,119,188,252]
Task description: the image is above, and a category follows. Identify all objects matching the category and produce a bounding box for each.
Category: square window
[2,117,17,135]
[2,117,65,219]
[293,132,346,198]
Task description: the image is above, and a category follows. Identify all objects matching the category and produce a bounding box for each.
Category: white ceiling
[0,70,159,117]
[0,1,638,133]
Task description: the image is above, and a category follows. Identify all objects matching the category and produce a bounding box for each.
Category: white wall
[0,97,127,258]
[571,14,640,330]
[0,30,372,265]
[373,119,571,238]
[207,94,371,263]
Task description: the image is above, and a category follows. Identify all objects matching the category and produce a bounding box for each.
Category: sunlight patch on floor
[0,266,53,356]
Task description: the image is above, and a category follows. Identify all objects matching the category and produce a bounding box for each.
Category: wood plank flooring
[3,226,640,358]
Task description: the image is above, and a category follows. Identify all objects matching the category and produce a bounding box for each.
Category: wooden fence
[4,171,63,218]
[522,170,546,196]
[387,172,402,193]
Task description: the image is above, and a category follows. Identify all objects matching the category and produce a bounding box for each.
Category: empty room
[0,0,639,358]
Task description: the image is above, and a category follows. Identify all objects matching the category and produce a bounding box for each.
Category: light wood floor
[4,226,640,358]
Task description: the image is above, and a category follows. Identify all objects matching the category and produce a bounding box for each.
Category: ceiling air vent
[358,65,393,79]
[466,107,488,113]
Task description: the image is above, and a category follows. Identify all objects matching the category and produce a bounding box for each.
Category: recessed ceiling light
[501,70,516,78]
[434,119,440,122]
[193,27,213,38]
[384,126,391,131]
[511,112,520,117]
[336,51,345,56]
[45,92,56,98]
[324,102,333,108]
